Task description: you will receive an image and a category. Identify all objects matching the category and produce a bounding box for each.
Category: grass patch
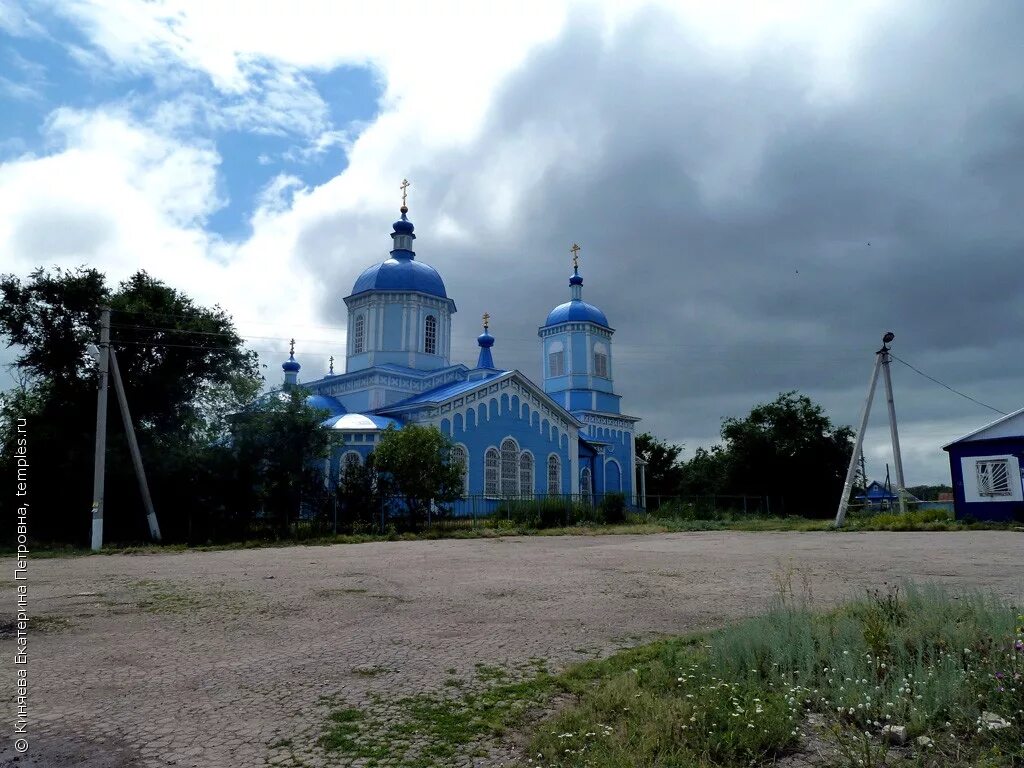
[312,584,1022,766]
[319,669,558,767]
[529,583,1024,767]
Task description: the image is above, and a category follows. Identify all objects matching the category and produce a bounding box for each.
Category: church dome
[544,300,610,328]
[348,206,448,299]
[350,258,448,298]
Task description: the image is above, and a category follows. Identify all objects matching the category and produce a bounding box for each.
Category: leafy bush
[598,493,627,524]
[504,497,589,529]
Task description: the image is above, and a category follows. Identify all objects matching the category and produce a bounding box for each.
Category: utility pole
[109,348,162,541]
[835,345,883,527]
[835,331,909,526]
[880,343,908,514]
[90,307,111,551]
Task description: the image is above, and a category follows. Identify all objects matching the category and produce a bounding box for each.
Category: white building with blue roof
[277,195,644,506]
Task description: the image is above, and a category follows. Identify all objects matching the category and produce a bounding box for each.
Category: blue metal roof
[350,257,448,298]
[305,394,346,416]
[544,299,609,328]
[383,374,506,409]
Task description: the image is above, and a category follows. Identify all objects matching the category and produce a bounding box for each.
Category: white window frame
[547,454,561,495]
[593,341,609,378]
[339,450,362,482]
[547,340,565,377]
[961,454,1022,503]
[352,314,366,354]
[519,451,534,498]
[424,314,438,355]
[484,447,500,498]
[580,466,593,504]
[451,444,469,497]
[500,437,519,497]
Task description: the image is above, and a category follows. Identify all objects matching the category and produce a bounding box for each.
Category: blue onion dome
[282,354,300,373]
[477,329,494,348]
[348,205,448,299]
[569,272,583,286]
[544,300,610,328]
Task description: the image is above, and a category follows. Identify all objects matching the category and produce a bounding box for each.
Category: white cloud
[4,0,1018,485]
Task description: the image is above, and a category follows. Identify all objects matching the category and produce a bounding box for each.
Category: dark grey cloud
[300,0,1024,483]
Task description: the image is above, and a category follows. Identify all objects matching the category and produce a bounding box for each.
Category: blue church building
[277,196,645,507]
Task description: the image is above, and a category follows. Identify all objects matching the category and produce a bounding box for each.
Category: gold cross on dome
[570,242,581,269]
[289,338,295,356]
[482,312,490,330]
[328,355,334,374]
[400,178,410,208]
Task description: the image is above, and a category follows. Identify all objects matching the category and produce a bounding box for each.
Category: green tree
[718,391,853,517]
[678,445,729,497]
[0,267,261,543]
[335,452,391,533]
[634,432,685,503]
[372,424,463,531]
[225,388,333,538]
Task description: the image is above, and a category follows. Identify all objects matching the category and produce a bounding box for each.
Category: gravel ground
[1,531,1021,767]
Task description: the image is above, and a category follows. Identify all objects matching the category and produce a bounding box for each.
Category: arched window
[500,438,519,497]
[593,341,609,378]
[547,340,565,377]
[547,454,561,495]
[519,452,534,498]
[484,448,499,497]
[424,315,437,355]
[352,314,365,354]
[340,451,362,483]
[451,444,468,497]
[580,466,593,505]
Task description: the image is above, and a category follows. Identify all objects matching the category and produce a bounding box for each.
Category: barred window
[340,451,362,483]
[424,315,437,355]
[484,448,500,497]
[976,459,1012,497]
[593,342,609,378]
[548,350,565,377]
[519,452,534,498]
[451,444,468,496]
[500,438,519,497]
[353,314,365,354]
[547,454,561,495]
[580,466,593,504]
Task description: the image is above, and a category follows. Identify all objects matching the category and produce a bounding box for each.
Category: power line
[889,353,1007,416]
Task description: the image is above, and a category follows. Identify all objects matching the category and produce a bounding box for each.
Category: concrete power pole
[109,348,162,542]
[89,308,163,549]
[90,307,111,551]
[880,343,908,514]
[835,331,907,526]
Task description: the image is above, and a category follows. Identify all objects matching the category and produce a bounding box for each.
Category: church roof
[350,257,448,299]
[305,394,346,416]
[321,413,401,431]
[348,205,450,300]
[543,299,610,328]
[383,374,507,408]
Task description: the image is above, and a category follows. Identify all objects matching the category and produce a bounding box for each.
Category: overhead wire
[889,354,1007,415]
